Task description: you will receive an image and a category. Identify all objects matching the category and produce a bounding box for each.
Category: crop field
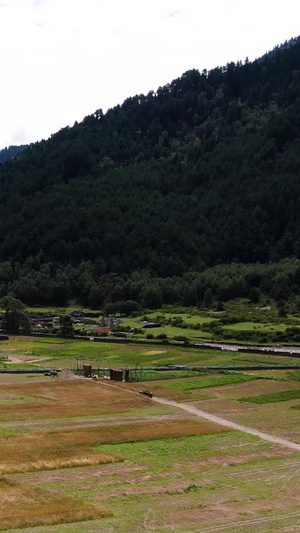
[2,336,300,372]
[1,337,300,531]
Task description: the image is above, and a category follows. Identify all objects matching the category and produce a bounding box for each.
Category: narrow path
[153,396,300,452]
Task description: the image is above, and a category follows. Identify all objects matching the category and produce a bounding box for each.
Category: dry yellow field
[0,478,110,531]
[0,374,231,531]
[1,369,300,532]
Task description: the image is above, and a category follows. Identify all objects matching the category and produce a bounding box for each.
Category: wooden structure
[83,364,92,378]
[110,369,124,381]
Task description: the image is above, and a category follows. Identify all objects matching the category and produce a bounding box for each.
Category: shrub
[156,333,168,340]
[173,336,189,345]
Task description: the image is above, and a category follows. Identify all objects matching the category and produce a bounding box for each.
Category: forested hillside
[1,40,300,308]
[0,145,28,164]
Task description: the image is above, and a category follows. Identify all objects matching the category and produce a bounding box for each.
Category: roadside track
[93,378,300,452]
[152,396,300,452]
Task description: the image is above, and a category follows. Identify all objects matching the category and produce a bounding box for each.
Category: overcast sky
[0,0,299,149]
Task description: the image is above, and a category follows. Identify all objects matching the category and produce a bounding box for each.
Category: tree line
[0,257,299,311]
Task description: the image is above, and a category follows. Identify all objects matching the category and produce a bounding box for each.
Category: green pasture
[139,324,212,339]
[121,306,300,344]
[2,336,300,373]
[161,373,258,390]
[2,434,300,533]
[240,389,300,404]
[117,314,214,340]
[13,432,280,532]
[0,337,224,368]
[144,311,215,324]
[95,432,240,469]
[224,321,289,332]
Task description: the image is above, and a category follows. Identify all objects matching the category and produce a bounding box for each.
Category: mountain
[0,144,28,164]
[1,39,300,307]
[258,35,300,62]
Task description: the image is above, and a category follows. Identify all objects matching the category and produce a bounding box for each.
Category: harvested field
[0,418,228,475]
[1,339,300,531]
[0,379,156,421]
[0,478,109,530]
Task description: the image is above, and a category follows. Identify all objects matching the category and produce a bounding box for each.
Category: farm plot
[1,342,300,531]
[2,336,300,371]
[139,373,300,433]
[0,373,231,531]
[10,432,300,533]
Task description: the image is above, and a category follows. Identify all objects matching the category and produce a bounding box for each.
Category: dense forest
[1,38,300,309]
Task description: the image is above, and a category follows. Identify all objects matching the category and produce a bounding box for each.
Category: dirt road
[92,379,300,452]
[153,397,300,452]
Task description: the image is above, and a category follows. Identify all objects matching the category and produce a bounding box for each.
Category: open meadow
[0,337,300,531]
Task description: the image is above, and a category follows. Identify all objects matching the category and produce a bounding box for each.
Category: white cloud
[11,126,27,144]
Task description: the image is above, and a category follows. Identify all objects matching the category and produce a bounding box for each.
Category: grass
[0,374,298,532]
[161,372,258,390]
[0,419,230,476]
[121,311,216,327]
[0,372,235,531]
[96,431,252,470]
[240,389,300,404]
[4,335,300,375]
[224,321,289,332]
[0,337,234,368]
[3,327,300,530]
[0,394,52,405]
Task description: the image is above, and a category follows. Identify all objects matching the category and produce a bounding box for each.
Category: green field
[224,321,289,332]
[0,333,300,531]
[240,389,300,404]
[161,372,258,390]
[0,363,300,531]
[3,335,300,372]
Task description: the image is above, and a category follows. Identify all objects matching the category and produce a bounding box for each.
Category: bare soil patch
[143,349,168,355]
[5,355,50,364]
